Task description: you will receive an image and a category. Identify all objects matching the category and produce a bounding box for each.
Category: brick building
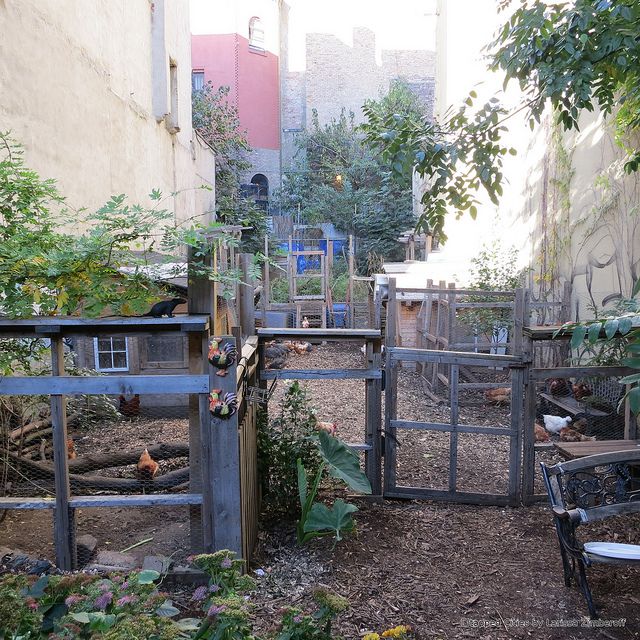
[190,0,436,210]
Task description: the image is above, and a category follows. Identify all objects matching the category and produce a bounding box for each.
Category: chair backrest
[541,449,640,522]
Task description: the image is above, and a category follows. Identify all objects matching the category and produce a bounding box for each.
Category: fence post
[365,336,383,495]
[239,253,256,340]
[50,336,76,570]
[383,278,398,494]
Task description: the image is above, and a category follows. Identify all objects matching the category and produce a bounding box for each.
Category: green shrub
[258,381,321,519]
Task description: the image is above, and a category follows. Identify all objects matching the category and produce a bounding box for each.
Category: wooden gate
[383,280,526,506]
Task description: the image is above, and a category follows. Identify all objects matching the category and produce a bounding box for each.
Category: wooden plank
[0,374,209,396]
[69,494,203,508]
[458,382,514,389]
[449,364,459,493]
[384,487,513,506]
[50,336,76,571]
[512,288,525,356]
[521,327,537,505]
[239,253,256,339]
[383,278,398,495]
[395,287,516,297]
[0,315,208,338]
[260,368,382,380]
[257,328,381,340]
[431,281,446,393]
[390,419,513,436]
[538,392,609,417]
[454,302,516,309]
[508,367,524,505]
[389,347,523,366]
[553,440,640,461]
[0,497,56,510]
[530,366,633,380]
[208,337,242,556]
[365,337,382,495]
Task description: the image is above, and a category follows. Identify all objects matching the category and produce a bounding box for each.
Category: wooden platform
[554,439,640,460]
[539,392,609,417]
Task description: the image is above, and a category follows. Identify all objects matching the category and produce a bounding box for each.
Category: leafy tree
[276,81,428,263]
[490,0,640,172]
[361,91,515,244]
[0,132,237,321]
[192,83,267,254]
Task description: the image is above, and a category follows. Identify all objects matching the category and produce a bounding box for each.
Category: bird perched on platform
[301,316,310,329]
[534,422,550,442]
[542,414,572,434]
[548,378,571,396]
[485,387,511,404]
[559,427,596,442]
[572,382,592,400]
[136,448,159,482]
[316,421,337,436]
[118,394,140,417]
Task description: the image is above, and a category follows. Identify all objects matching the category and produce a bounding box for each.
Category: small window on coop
[142,336,187,369]
[93,337,129,372]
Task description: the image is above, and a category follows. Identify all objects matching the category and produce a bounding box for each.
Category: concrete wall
[433,0,640,322]
[0,0,215,228]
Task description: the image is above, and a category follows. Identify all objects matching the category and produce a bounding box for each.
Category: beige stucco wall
[432,0,640,321]
[0,0,215,229]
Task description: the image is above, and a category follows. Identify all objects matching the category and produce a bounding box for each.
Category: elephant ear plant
[297,430,372,545]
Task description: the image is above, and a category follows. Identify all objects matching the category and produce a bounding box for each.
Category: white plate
[584,542,640,560]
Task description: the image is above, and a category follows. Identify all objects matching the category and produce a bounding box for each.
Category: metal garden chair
[541,449,640,618]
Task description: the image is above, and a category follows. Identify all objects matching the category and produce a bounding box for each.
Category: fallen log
[67,443,189,473]
[10,412,80,442]
[2,450,189,492]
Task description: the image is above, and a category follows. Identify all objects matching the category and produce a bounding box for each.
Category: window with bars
[192,70,204,92]
[93,337,129,372]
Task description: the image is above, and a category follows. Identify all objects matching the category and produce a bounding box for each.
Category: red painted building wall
[192,34,280,151]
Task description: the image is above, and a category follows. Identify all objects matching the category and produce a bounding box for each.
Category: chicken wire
[0,333,212,565]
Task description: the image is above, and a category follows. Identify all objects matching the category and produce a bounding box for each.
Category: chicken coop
[0,315,260,571]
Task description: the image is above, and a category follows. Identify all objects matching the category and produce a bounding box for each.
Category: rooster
[118,394,140,417]
[136,448,159,482]
[485,387,511,404]
[301,316,310,329]
[208,338,237,376]
[316,421,337,436]
[572,382,592,400]
[559,427,596,442]
[534,422,550,443]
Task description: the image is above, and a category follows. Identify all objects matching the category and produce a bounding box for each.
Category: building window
[166,58,180,133]
[94,337,129,372]
[141,336,187,369]
[248,16,265,51]
[192,70,204,92]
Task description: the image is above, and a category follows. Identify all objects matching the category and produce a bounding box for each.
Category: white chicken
[542,414,572,434]
[301,316,310,329]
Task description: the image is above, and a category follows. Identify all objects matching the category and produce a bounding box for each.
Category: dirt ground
[1,343,639,638]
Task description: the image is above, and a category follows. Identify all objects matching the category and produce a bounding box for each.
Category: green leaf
[632,278,640,297]
[619,317,633,335]
[570,324,587,349]
[71,613,91,624]
[174,618,202,631]
[317,431,372,494]
[155,600,180,617]
[620,373,640,384]
[587,322,602,344]
[24,575,49,599]
[627,387,640,414]
[604,318,619,339]
[303,499,358,541]
[137,569,161,584]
